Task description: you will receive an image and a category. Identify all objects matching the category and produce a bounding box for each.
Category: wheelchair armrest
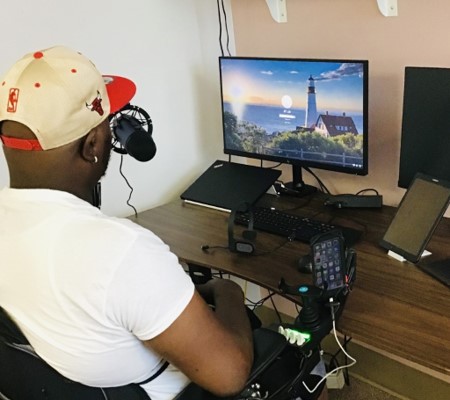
[174,327,287,400]
[247,327,288,381]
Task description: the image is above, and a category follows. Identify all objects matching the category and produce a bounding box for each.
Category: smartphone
[311,231,346,292]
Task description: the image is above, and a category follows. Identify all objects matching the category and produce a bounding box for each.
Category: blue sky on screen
[221,58,364,113]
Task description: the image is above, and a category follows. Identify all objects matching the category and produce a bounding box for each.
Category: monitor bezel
[219,56,369,177]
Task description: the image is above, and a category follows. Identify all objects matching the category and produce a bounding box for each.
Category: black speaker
[228,203,257,254]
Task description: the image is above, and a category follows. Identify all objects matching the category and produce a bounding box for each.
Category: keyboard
[234,206,362,246]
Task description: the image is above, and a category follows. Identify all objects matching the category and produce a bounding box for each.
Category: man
[0,46,253,399]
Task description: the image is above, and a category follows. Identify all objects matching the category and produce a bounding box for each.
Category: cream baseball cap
[0,45,136,150]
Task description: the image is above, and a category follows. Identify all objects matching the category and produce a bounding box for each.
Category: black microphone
[113,115,156,162]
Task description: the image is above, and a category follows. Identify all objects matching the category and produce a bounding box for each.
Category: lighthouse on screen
[305,75,318,129]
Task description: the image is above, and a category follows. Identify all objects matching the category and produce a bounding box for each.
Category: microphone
[110,104,156,162]
[201,245,210,251]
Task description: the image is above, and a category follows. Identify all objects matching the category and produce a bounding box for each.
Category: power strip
[326,368,345,389]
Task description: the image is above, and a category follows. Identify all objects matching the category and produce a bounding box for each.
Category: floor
[253,306,406,400]
[327,376,401,400]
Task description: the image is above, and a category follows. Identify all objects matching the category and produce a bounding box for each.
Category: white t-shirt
[0,188,195,400]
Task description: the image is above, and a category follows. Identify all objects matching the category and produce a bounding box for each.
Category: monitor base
[276,182,317,198]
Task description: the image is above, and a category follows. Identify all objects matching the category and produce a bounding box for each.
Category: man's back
[0,187,194,398]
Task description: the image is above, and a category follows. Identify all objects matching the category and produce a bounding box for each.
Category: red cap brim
[103,75,137,114]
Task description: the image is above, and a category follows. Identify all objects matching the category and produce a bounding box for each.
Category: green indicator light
[300,332,311,342]
[287,328,311,342]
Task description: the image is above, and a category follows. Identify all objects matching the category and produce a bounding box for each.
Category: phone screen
[312,234,345,291]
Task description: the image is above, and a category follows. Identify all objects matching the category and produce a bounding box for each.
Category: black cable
[245,290,277,310]
[220,0,232,56]
[355,188,380,195]
[343,335,352,385]
[322,351,341,372]
[216,0,224,56]
[200,244,229,252]
[269,293,283,324]
[119,155,138,218]
[201,236,293,257]
[263,161,282,169]
[304,166,331,194]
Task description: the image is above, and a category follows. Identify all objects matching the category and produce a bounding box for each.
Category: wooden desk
[130,194,450,379]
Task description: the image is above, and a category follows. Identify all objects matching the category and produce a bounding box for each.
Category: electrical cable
[304,166,331,194]
[343,334,352,385]
[220,0,232,56]
[201,236,293,257]
[245,290,277,311]
[356,188,380,195]
[268,162,283,169]
[269,294,283,324]
[216,0,224,56]
[301,300,356,394]
[200,244,229,252]
[118,154,138,218]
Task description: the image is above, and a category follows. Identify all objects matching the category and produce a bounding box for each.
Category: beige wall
[230,0,450,208]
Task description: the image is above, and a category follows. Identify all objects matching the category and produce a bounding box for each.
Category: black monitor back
[399,66,450,188]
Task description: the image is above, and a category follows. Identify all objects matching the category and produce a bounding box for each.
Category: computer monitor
[398,67,450,189]
[219,56,369,195]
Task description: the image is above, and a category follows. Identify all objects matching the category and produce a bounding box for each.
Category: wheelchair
[0,311,324,400]
[0,251,355,400]
[0,287,345,400]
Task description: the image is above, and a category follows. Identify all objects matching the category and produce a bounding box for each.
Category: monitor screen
[219,56,369,191]
[398,67,450,189]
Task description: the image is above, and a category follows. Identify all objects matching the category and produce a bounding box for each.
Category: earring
[93,156,98,164]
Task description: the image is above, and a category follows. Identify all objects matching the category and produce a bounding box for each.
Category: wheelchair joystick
[278,279,333,350]
[295,285,322,328]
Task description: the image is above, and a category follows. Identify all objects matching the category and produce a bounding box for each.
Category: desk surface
[130,194,450,379]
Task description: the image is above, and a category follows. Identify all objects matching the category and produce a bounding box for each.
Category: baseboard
[254,305,450,400]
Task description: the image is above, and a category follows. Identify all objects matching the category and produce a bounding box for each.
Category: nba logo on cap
[7,88,19,113]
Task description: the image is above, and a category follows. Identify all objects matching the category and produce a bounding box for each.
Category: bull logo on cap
[86,91,104,116]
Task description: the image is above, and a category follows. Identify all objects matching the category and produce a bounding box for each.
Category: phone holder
[278,245,356,351]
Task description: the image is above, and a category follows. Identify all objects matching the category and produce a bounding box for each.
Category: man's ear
[80,128,99,164]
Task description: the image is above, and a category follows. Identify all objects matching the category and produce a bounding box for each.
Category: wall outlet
[326,368,345,389]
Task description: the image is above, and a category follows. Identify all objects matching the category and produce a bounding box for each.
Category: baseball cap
[0,45,136,151]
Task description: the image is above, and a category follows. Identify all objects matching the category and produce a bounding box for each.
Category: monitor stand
[280,165,317,197]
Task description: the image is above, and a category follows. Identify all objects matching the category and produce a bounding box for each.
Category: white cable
[302,319,356,394]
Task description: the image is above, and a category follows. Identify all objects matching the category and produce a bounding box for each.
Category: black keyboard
[235,206,362,246]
